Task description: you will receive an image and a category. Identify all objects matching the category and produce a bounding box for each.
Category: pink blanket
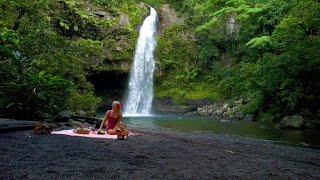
[52,129,118,139]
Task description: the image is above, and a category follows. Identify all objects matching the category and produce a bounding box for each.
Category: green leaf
[64,24,70,30]
[38,70,45,78]
[0,45,17,60]
[246,36,272,49]
[44,16,51,22]
[59,21,70,30]
[73,25,79,31]
[59,21,65,27]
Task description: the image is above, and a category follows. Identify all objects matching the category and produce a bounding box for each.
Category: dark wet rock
[186,99,211,111]
[220,119,231,123]
[222,112,228,118]
[191,100,248,120]
[303,119,320,129]
[56,122,67,128]
[274,123,281,129]
[55,110,71,122]
[234,112,243,120]
[67,119,84,128]
[185,111,198,116]
[279,115,305,129]
[244,114,255,121]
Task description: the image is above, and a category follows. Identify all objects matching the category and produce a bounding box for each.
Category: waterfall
[124,7,158,116]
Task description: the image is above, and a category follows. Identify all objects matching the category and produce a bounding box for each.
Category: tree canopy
[1,0,319,122]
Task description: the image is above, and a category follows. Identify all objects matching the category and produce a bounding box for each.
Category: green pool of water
[99,114,320,149]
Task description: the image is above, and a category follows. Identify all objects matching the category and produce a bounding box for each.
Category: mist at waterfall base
[123,7,158,116]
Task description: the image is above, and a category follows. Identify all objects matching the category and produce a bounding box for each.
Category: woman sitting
[97,101,123,135]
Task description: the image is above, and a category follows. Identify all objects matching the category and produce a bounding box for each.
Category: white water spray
[124,7,158,116]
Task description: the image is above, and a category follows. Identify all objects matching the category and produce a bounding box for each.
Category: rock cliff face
[158,4,184,29]
[119,13,130,27]
[82,2,148,97]
[89,3,185,75]
[89,3,200,112]
[152,97,212,114]
[189,100,255,121]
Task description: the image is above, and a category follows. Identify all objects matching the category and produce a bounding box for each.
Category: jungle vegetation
[0,0,319,122]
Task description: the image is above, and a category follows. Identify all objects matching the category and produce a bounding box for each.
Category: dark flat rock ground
[0,127,319,179]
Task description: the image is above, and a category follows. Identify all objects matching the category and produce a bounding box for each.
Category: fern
[246,36,272,48]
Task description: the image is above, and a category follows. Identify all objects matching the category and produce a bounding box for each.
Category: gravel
[0,127,319,179]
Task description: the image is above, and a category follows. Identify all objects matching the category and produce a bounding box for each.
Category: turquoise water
[99,114,320,149]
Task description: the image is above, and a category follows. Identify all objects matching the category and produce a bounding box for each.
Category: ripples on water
[98,113,320,149]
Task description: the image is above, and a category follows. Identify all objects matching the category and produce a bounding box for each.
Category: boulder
[222,103,229,111]
[234,112,243,120]
[235,98,243,105]
[215,109,223,116]
[57,122,67,128]
[279,115,305,129]
[55,110,71,122]
[226,108,233,116]
[244,114,255,121]
[67,119,84,128]
[185,111,198,116]
[231,106,238,112]
[76,110,86,116]
[198,108,209,116]
[303,119,320,129]
[222,112,228,118]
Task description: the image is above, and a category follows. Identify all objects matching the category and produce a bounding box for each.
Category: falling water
[124,7,158,116]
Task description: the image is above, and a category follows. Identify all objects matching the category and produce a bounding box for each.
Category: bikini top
[106,110,121,130]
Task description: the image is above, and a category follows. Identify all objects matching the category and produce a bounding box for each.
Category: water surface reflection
[99,114,320,149]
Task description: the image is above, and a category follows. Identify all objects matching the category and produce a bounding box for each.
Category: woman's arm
[98,110,110,131]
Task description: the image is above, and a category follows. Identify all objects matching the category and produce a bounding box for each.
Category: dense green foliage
[0,0,148,119]
[155,0,320,120]
[1,0,319,122]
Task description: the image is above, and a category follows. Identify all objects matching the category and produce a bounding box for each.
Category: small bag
[73,127,90,134]
[115,124,129,140]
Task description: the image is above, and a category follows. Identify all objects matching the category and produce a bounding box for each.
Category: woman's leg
[107,129,117,135]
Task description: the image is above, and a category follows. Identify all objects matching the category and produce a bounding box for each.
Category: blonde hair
[112,101,121,105]
[112,101,121,112]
